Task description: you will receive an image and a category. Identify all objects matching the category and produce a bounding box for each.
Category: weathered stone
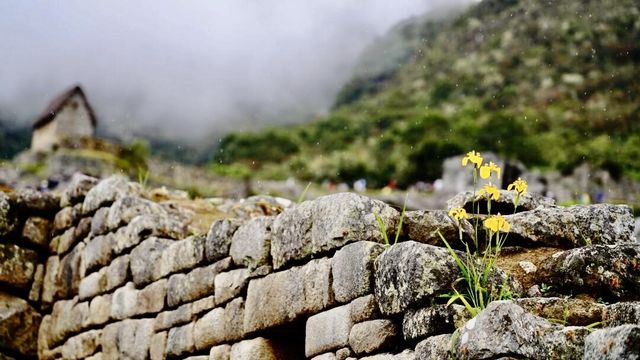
[89,207,110,236]
[60,173,99,207]
[194,298,245,350]
[402,304,469,341]
[506,204,635,248]
[374,241,459,315]
[106,254,130,292]
[41,256,60,306]
[271,193,399,270]
[206,219,242,263]
[111,280,166,319]
[22,216,52,248]
[332,241,384,303]
[192,295,217,316]
[166,322,195,358]
[0,293,41,357]
[48,235,60,255]
[349,319,398,355]
[83,233,114,273]
[154,296,215,332]
[101,319,154,360]
[244,258,334,333]
[74,217,91,242]
[539,244,640,300]
[167,258,231,307]
[230,216,273,269]
[125,213,189,241]
[49,298,89,348]
[335,347,352,360]
[184,356,209,360]
[0,193,16,237]
[350,295,381,323]
[55,242,85,299]
[0,243,37,289]
[130,236,174,286]
[447,189,556,214]
[305,304,353,357]
[455,301,588,360]
[105,196,168,231]
[404,210,460,246]
[53,204,81,233]
[584,325,640,360]
[229,338,282,360]
[604,301,640,327]
[215,268,250,305]
[161,234,206,277]
[415,334,452,360]
[515,297,605,326]
[82,175,140,214]
[57,226,77,255]
[150,331,167,360]
[37,315,52,360]
[29,263,45,302]
[60,329,101,360]
[209,344,231,360]
[137,279,167,314]
[86,294,111,327]
[8,188,60,213]
[79,268,107,300]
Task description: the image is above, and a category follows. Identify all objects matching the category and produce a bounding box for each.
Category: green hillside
[215,0,640,187]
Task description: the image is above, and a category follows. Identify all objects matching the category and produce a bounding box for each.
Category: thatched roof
[33,85,97,130]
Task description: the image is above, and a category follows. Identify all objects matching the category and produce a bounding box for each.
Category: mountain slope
[215,0,640,187]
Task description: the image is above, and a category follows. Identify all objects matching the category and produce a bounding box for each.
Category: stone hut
[31,85,97,152]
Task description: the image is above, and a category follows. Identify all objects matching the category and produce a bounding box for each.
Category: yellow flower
[483,213,510,233]
[461,150,483,168]
[479,162,501,179]
[478,183,500,201]
[508,177,528,195]
[448,207,469,221]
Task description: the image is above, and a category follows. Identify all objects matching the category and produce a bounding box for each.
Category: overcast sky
[0,1,469,142]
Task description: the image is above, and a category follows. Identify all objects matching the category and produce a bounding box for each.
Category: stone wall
[1,174,640,359]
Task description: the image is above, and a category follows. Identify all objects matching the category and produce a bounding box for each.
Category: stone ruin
[0,173,639,359]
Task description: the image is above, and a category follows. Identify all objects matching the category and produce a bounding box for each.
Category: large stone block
[29,263,45,302]
[106,254,130,292]
[230,216,273,269]
[60,173,99,207]
[166,322,195,358]
[584,325,640,360]
[111,280,166,320]
[404,210,459,246]
[374,241,459,315]
[55,242,85,299]
[166,258,231,307]
[48,297,89,348]
[104,196,168,232]
[506,204,635,248]
[0,243,37,289]
[194,298,245,350]
[82,175,140,214]
[305,304,353,357]
[0,293,41,357]
[89,207,110,236]
[101,319,154,360]
[41,256,60,307]
[271,193,398,270]
[160,234,206,278]
[229,338,281,360]
[150,331,167,360]
[53,204,81,233]
[515,297,605,326]
[57,227,77,255]
[350,295,380,323]
[215,268,250,305]
[86,294,112,327]
[209,344,231,360]
[0,193,16,237]
[244,258,334,333]
[332,241,384,303]
[206,219,242,263]
[22,216,52,248]
[349,320,398,355]
[8,188,60,213]
[604,301,640,327]
[130,237,174,286]
[79,268,107,301]
[455,301,588,360]
[414,334,452,360]
[60,329,101,360]
[539,244,640,300]
[83,233,115,273]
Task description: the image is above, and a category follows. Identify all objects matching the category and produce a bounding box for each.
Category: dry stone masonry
[0,174,639,359]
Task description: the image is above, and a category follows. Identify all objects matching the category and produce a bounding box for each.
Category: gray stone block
[349,319,398,355]
[305,304,353,357]
[230,216,273,269]
[332,241,384,303]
